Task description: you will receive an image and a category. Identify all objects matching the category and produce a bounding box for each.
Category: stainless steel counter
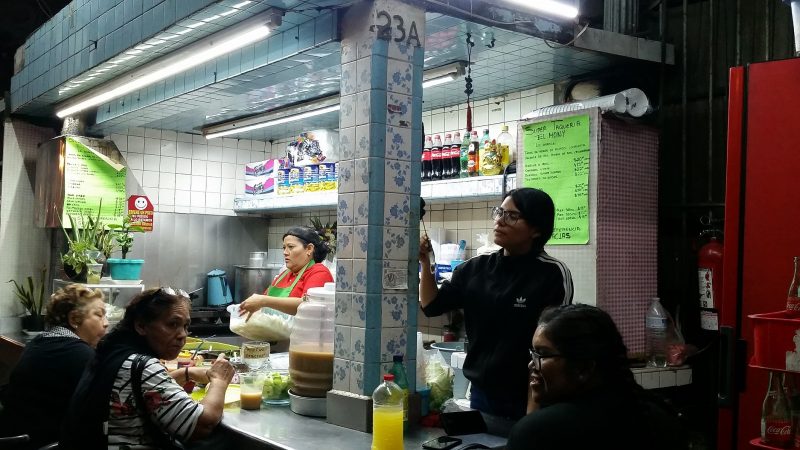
[220,406,443,450]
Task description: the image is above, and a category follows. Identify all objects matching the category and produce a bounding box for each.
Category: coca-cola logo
[766,423,792,436]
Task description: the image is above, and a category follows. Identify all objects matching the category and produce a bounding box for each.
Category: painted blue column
[328,0,424,431]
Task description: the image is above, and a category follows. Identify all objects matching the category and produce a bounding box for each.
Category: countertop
[220,406,444,450]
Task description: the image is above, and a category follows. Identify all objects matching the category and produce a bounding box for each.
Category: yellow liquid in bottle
[371,406,404,450]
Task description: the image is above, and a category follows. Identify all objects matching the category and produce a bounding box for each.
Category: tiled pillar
[328,0,424,430]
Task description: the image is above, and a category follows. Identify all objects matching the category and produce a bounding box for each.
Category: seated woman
[0,284,107,449]
[239,226,334,317]
[61,288,235,450]
[506,304,687,450]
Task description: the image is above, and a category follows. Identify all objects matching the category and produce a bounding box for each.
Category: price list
[521,114,590,244]
[63,137,127,227]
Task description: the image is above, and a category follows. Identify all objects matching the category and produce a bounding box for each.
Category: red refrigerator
[719,57,800,449]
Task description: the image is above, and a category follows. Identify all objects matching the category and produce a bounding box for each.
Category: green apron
[266,260,313,297]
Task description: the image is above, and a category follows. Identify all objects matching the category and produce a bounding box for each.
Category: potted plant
[59,212,100,282]
[309,217,337,262]
[106,216,145,280]
[8,267,47,331]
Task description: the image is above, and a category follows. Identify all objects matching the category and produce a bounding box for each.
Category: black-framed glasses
[161,286,189,299]
[492,207,522,225]
[529,348,563,370]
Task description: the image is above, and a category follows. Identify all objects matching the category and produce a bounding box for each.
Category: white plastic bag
[475,233,501,256]
[227,304,293,342]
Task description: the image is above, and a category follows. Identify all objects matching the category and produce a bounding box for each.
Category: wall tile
[192,160,207,176]
[143,154,160,171]
[159,156,176,173]
[160,140,176,156]
[207,145,222,162]
[142,170,159,188]
[144,137,160,155]
[382,293,408,328]
[335,291,353,326]
[125,153,144,171]
[206,161,221,178]
[384,159,411,194]
[158,188,174,205]
[175,174,191,191]
[335,324,352,359]
[160,172,175,189]
[333,358,350,392]
[380,327,407,363]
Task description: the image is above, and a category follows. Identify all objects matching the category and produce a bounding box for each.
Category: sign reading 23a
[370,10,422,48]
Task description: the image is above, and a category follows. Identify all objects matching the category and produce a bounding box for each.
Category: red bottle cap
[383,374,395,381]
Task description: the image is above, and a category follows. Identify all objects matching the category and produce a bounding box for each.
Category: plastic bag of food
[227,304,292,342]
[475,233,501,256]
[424,349,453,412]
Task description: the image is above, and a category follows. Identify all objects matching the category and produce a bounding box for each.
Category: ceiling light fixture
[55,10,282,119]
[422,61,466,89]
[422,74,457,89]
[203,96,340,139]
[503,0,578,19]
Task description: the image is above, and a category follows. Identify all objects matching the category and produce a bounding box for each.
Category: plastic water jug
[288,282,335,398]
[207,269,233,306]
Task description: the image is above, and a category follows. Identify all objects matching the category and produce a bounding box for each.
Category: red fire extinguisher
[697,230,723,331]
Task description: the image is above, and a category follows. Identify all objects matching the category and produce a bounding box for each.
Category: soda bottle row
[421,127,516,181]
[762,371,800,448]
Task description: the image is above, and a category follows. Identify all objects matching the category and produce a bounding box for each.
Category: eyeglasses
[161,287,189,299]
[492,207,522,225]
[529,348,563,370]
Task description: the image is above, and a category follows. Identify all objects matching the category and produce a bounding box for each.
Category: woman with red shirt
[239,226,333,318]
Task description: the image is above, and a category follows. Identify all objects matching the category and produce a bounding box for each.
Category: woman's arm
[419,235,439,308]
[190,359,235,440]
[239,294,303,317]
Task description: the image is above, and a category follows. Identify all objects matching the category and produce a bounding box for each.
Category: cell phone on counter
[422,436,462,450]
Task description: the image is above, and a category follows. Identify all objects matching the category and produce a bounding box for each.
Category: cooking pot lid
[207,269,226,276]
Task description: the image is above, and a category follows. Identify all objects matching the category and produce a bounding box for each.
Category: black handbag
[130,355,186,450]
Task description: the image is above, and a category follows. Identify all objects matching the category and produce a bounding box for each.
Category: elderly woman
[61,288,235,450]
[239,226,334,317]
[506,304,687,450]
[419,188,573,434]
[0,284,108,448]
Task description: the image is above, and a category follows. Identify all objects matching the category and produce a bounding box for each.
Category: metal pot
[234,264,282,303]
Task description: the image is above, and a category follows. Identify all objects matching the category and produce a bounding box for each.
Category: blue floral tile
[335,258,353,292]
[386,92,413,129]
[384,159,411,194]
[381,293,408,328]
[339,126,356,160]
[355,192,373,225]
[340,94,356,129]
[352,293,367,328]
[383,226,409,261]
[385,125,412,161]
[335,291,353,326]
[337,193,354,226]
[333,358,351,391]
[353,258,367,293]
[351,326,366,363]
[355,91,371,126]
[355,125,371,159]
[356,57,372,93]
[386,59,413,96]
[341,61,357,96]
[350,361,364,393]
[380,327,408,363]
[337,160,355,193]
[354,158,371,192]
[335,324,352,359]
[336,225,354,260]
[383,193,411,227]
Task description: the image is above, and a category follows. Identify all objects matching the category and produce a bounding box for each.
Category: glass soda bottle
[452,132,462,180]
[442,134,453,179]
[762,371,794,447]
[468,131,480,176]
[388,355,410,431]
[431,135,443,180]
[372,374,404,450]
[788,256,800,314]
[422,136,432,182]
[645,297,668,368]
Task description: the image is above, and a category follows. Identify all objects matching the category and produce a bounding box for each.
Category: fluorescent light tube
[204,104,341,139]
[56,24,272,118]
[503,0,578,19]
[422,74,457,89]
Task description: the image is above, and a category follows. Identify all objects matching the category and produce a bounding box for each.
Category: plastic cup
[239,372,265,410]
[87,263,103,284]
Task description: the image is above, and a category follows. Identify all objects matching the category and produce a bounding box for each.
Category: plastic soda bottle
[460,131,470,178]
[372,374,404,450]
[645,297,668,368]
[388,355,410,431]
[496,124,515,169]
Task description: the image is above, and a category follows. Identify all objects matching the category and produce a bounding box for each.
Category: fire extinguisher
[697,229,723,331]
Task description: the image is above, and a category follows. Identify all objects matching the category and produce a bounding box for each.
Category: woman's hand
[238,295,266,321]
[419,234,432,263]
[206,355,235,384]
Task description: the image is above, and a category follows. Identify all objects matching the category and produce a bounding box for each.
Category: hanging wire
[464,33,475,132]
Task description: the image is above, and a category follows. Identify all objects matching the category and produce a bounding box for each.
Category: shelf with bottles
[232,174,517,213]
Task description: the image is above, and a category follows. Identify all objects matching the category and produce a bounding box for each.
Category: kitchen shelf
[53,279,144,308]
[233,174,517,213]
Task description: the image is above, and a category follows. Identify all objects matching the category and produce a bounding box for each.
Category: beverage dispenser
[288,282,335,417]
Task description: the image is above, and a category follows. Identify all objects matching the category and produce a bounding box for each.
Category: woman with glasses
[419,187,573,435]
[238,226,333,318]
[0,284,108,449]
[61,287,235,450]
[506,304,686,450]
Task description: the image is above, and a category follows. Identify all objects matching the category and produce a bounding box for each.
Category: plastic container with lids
[288,282,335,398]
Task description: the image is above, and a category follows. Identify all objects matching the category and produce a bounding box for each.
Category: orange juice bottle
[371,374,404,450]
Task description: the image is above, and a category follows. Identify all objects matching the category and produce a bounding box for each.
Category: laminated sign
[128,195,154,231]
[521,114,590,245]
[63,137,126,227]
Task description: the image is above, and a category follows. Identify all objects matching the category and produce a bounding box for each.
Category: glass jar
[288,283,335,398]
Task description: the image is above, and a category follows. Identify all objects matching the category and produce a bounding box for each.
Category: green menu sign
[521,114,590,245]
[63,137,127,228]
